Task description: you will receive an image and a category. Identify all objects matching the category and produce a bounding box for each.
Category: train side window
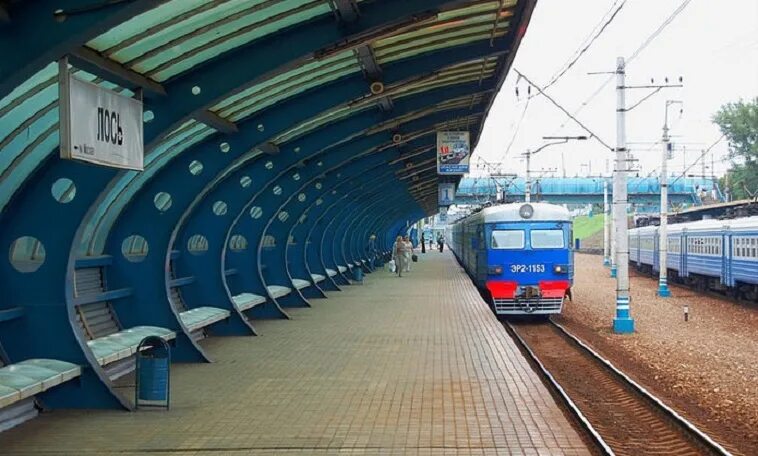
[491,230,524,249]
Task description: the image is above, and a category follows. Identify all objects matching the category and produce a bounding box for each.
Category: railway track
[505,319,733,456]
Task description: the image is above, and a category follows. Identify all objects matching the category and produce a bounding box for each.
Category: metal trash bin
[135,336,171,410]
[352,265,364,283]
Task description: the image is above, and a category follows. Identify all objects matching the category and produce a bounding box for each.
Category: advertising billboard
[436,131,470,175]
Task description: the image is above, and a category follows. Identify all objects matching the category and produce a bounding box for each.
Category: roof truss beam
[69,46,166,97]
[332,0,359,23]
[191,109,238,134]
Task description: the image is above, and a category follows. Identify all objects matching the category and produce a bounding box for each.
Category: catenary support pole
[658,103,674,297]
[613,56,634,334]
[603,178,610,266]
[524,149,531,203]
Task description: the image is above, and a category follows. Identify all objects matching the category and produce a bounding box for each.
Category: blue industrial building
[454,177,722,209]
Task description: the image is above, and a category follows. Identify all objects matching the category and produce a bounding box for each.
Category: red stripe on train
[485,280,570,299]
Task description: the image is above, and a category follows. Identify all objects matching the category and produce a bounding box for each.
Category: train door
[652,229,659,272]
[723,231,731,286]
[681,229,688,277]
[475,225,488,285]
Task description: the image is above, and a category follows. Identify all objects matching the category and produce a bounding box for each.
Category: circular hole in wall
[316,198,323,206]
[189,160,203,175]
[249,206,263,219]
[229,234,248,252]
[315,182,322,190]
[9,236,46,273]
[278,211,289,222]
[51,178,76,203]
[191,86,201,95]
[272,185,282,195]
[293,173,300,181]
[143,110,154,123]
[121,235,148,263]
[298,193,306,202]
[262,234,276,247]
[212,201,228,216]
[240,176,252,188]
[220,142,230,153]
[154,192,172,212]
[265,161,274,170]
[187,234,208,255]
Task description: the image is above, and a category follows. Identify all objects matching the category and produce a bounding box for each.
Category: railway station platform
[0,252,589,455]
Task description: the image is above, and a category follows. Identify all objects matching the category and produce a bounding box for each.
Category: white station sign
[438,182,455,206]
[60,68,144,170]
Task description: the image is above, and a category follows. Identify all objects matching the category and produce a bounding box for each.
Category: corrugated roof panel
[147,3,331,81]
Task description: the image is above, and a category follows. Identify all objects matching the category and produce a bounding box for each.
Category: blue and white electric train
[629,216,758,301]
[448,203,574,315]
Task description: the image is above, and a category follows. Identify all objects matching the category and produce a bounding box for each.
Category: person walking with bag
[403,235,413,272]
[392,235,408,277]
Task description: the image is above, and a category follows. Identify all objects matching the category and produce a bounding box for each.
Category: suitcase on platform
[411,254,418,262]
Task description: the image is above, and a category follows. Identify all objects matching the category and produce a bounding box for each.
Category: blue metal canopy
[0,0,535,411]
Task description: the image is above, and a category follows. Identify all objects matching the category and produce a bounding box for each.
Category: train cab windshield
[491,230,524,249]
[530,230,565,249]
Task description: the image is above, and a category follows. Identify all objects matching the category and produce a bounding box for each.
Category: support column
[603,179,610,266]
[658,123,671,297]
[613,56,634,334]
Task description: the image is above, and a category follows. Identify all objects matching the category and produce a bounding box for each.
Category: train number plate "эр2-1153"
[510,264,545,273]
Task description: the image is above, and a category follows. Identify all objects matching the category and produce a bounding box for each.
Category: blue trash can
[136,336,171,409]
[352,266,364,283]
[575,238,581,250]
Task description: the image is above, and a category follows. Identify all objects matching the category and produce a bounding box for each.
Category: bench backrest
[74,267,104,295]
[76,302,120,340]
[169,286,187,312]
[74,267,120,339]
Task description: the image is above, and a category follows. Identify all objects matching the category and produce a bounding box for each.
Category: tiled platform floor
[0,252,589,455]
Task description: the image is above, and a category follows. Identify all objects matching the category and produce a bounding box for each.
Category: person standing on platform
[437,234,444,253]
[420,233,426,254]
[429,235,434,251]
[392,235,408,277]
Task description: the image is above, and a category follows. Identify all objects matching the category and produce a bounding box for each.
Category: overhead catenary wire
[670,134,725,185]
[513,69,614,151]
[503,95,530,159]
[555,0,694,131]
[538,0,628,95]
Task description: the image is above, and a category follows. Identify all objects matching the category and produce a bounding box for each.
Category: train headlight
[519,204,534,219]
[488,265,504,275]
[553,264,568,274]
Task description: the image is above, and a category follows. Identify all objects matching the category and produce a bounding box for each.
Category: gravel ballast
[556,253,758,456]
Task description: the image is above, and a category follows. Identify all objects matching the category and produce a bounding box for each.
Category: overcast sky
[472,0,758,180]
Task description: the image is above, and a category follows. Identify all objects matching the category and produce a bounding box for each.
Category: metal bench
[0,358,81,432]
[169,286,230,338]
[74,266,175,379]
[266,285,292,299]
[291,278,311,290]
[231,293,267,312]
[0,359,81,409]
